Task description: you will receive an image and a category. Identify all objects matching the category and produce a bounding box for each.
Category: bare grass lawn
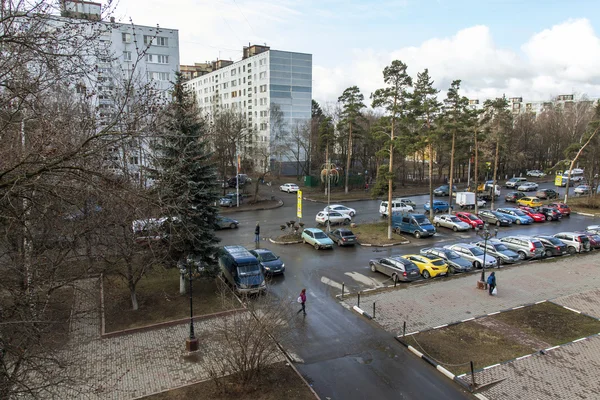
[142,361,315,400]
[103,268,234,332]
[568,196,600,216]
[352,222,408,245]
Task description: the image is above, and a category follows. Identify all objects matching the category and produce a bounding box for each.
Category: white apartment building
[468,94,596,116]
[184,45,312,172]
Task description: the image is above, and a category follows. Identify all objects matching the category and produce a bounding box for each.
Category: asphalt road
[216,182,599,400]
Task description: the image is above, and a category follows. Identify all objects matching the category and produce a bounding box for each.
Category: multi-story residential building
[184,44,312,173]
[468,94,597,117]
[181,62,214,81]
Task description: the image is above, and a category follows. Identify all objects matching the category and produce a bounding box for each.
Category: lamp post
[474,224,498,285]
[181,258,201,352]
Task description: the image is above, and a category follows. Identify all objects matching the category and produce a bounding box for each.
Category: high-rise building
[184,45,312,172]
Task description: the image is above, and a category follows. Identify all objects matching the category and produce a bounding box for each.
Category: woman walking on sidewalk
[487,272,496,295]
[297,288,307,316]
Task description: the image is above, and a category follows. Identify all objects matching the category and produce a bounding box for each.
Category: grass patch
[142,361,314,400]
[567,196,600,215]
[103,268,234,332]
[352,222,408,245]
[403,322,534,375]
[492,301,600,345]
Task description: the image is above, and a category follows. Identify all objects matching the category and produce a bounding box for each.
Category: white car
[526,170,546,177]
[433,214,471,232]
[379,200,414,217]
[315,211,351,226]
[280,183,299,193]
[517,182,539,192]
[444,243,498,269]
[325,204,356,217]
[574,185,591,195]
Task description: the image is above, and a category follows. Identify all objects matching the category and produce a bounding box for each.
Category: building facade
[468,94,596,116]
[184,45,312,172]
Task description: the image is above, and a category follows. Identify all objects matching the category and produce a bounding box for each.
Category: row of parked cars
[368,225,600,282]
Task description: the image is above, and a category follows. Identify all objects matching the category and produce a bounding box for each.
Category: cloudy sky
[113,0,600,105]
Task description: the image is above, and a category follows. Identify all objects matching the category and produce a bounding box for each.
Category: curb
[221,198,284,214]
[352,305,373,319]
[269,238,303,245]
[359,240,410,247]
[572,211,599,217]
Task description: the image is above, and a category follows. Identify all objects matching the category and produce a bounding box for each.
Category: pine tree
[154,72,220,276]
[338,86,366,194]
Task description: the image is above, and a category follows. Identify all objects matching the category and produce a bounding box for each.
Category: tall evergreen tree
[154,72,220,276]
[338,86,366,194]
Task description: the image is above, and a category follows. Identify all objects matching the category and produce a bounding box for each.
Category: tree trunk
[448,131,456,214]
[388,97,397,240]
[180,272,186,295]
[491,139,500,210]
[474,125,479,214]
[325,143,329,196]
[129,282,139,311]
[345,122,352,194]
[428,142,434,220]
[564,126,600,204]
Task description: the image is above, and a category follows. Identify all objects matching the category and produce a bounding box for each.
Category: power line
[232,0,258,38]
[218,1,244,47]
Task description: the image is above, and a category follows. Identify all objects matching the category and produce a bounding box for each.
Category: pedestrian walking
[487,272,496,295]
[254,222,260,243]
[297,288,307,316]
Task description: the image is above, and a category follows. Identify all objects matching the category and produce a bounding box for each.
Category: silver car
[445,243,498,269]
[420,247,473,273]
[474,239,520,265]
[433,214,471,232]
[499,236,545,260]
[517,182,539,192]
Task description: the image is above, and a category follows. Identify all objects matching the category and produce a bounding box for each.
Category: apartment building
[468,94,596,116]
[184,45,312,172]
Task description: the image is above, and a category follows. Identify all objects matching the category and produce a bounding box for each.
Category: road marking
[562,306,581,314]
[512,305,525,310]
[516,354,532,360]
[320,276,343,290]
[535,300,546,304]
[487,311,500,316]
[433,324,448,329]
[483,363,500,370]
[461,317,475,322]
[344,271,384,288]
[573,338,586,343]
[545,345,560,351]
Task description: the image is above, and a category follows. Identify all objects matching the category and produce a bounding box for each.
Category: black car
[504,191,526,202]
[477,210,512,226]
[328,228,357,246]
[534,235,568,257]
[433,185,458,196]
[536,206,562,221]
[536,189,559,200]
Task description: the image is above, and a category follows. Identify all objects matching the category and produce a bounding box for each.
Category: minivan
[499,236,545,260]
[379,201,414,217]
[218,246,266,294]
[392,213,436,238]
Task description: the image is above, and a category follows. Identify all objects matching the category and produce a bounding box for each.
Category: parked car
[455,211,484,229]
[496,207,534,225]
[517,206,546,222]
[216,216,239,229]
[577,231,600,250]
[505,177,528,188]
[315,211,351,226]
[325,204,356,217]
[280,183,300,193]
[424,200,450,213]
[301,228,334,249]
[477,209,512,226]
[394,198,417,208]
[456,192,486,209]
[536,189,559,200]
[574,184,591,196]
[527,170,546,177]
[535,206,563,221]
[249,249,285,275]
[517,182,539,192]
[517,197,542,207]
[553,232,591,254]
[379,200,414,217]
[505,191,527,203]
[586,225,600,234]
[499,236,545,260]
[433,214,471,232]
[548,202,571,217]
[419,247,473,273]
[433,185,458,196]
[227,175,250,188]
[445,243,498,269]
[218,246,266,294]
[474,238,520,265]
[219,193,243,207]
[401,254,449,279]
[533,235,568,257]
[392,213,436,238]
[369,256,421,282]
[328,228,357,246]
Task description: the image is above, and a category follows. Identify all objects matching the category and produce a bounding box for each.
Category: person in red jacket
[297,288,307,316]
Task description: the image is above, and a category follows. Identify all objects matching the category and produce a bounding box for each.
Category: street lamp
[474,224,498,284]
[179,256,202,352]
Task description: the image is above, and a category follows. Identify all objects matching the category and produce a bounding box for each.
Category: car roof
[335,228,353,233]
[304,228,323,233]
[252,248,274,255]
[452,243,476,249]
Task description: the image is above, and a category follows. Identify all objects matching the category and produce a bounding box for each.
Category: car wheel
[448,265,455,274]
[230,223,237,229]
[370,263,376,272]
[344,218,351,225]
[422,270,431,279]
[567,246,576,255]
[498,258,504,265]
[545,249,553,258]
[517,251,526,260]
[314,243,320,250]
[516,219,521,225]
[414,231,421,239]
[473,261,482,269]
[546,215,552,221]
[349,211,355,217]
[453,226,458,232]
[496,221,501,226]
[303,239,306,244]
[435,222,440,227]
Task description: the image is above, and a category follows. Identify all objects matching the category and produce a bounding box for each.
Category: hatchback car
[401,254,449,279]
[474,239,520,265]
[517,206,546,222]
[534,235,568,257]
[496,208,533,225]
[517,182,539,192]
[328,228,357,246]
[419,247,473,273]
[574,185,591,196]
[517,197,542,207]
[455,212,484,229]
[301,228,334,250]
[433,214,471,231]
[577,231,600,250]
[553,232,591,254]
[505,191,527,203]
[536,206,562,221]
[315,211,351,226]
[433,185,457,196]
[499,236,545,260]
[445,243,498,269]
[527,170,546,177]
[477,210,512,226]
[325,204,357,217]
[249,249,285,275]
[216,216,239,229]
[505,177,528,188]
[548,202,571,217]
[219,194,243,207]
[536,189,559,200]
[424,200,450,213]
[280,183,300,193]
[369,256,421,282]
[586,225,600,234]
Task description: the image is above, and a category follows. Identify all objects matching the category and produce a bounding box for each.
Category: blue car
[301,228,334,249]
[424,200,450,213]
[496,208,533,225]
[250,249,285,275]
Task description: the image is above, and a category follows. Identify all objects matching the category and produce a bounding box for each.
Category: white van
[505,177,527,188]
[379,201,414,217]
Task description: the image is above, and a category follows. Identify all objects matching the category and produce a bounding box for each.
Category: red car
[548,202,571,217]
[580,231,600,250]
[518,206,546,222]
[455,212,484,229]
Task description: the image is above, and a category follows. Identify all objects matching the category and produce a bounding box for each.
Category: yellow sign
[297,190,302,218]
[554,173,563,187]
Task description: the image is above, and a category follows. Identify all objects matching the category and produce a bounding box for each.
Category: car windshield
[545,237,563,245]
[450,217,461,222]
[470,247,484,256]
[493,243,509,251]
[467,215,479,221]
[314,232,327,239]
[260,252,277,262]
[403,261,419,272]
[414,215,430,225]
[238,262,261,276]
[341,231,354,237]
[513,210,526,216]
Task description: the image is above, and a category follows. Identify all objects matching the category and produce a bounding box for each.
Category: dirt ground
[351,222,409,245]
[142,361,315,400]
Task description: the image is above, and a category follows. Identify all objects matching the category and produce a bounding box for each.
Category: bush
[371,165,396,198]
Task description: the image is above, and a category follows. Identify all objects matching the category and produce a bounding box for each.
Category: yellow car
[517,196,542,207]
[401,254,448,279]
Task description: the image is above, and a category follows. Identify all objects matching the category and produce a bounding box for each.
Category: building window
[223,82,228,89]
[260,72,266,79]
[144,35,168,46]
[129,156,139,165]
[224,93,229,99]
[147,72,170,81]
[260,123,267,131]
[122,33,132,43]
[232,91,237,98]
[260,84,267,93]
[123,51,132,61]
[259,97,267,106]
[231,69,236,76]
[146,54,169,64]
[231,80,237,87]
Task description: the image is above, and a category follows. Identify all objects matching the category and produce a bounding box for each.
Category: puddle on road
[344,272,383,288]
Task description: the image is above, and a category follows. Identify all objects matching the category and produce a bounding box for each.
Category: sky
[112,0,600,106]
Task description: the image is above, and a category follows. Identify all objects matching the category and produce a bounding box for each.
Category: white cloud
[312,19,600,105]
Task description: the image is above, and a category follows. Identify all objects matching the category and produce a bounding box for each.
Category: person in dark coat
[487,272,496,295]
[254,222,260,243]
